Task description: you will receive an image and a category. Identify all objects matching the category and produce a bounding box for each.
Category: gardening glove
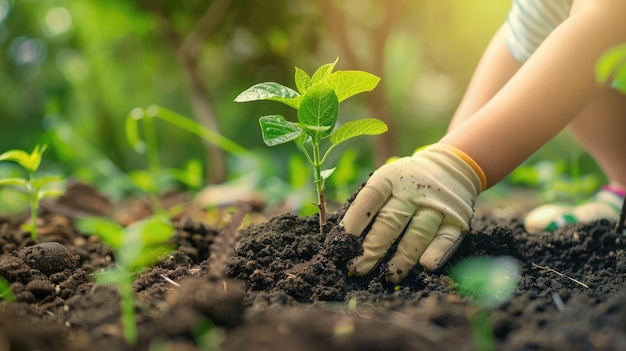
[341,143,487,284]
[524,186,624,234]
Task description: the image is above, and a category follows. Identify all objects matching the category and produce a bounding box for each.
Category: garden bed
[0,182,625,350]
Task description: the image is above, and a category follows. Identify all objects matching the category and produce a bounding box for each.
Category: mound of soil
[0,182,625,350]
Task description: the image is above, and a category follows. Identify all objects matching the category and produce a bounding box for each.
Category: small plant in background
[0,276,15,302]
[235,58,388,235]
[450,256,520,351]
[0,145,64,241]
[125,105,253,209]
[76,214,176,345]
[596,43,626,93]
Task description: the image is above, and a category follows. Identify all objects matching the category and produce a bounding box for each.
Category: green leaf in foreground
[295,67,311,94]
[326,70,381,102]
[331,118,388,145]
[451,256,520,309]
[234,82,301,108]
[297,83,338,140]
[596,44,626,94]
[259,115,303,146]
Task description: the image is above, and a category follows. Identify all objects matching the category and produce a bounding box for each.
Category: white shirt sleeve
[503,0,573,63]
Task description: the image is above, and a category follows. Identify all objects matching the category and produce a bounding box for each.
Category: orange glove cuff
[445,144,488,192]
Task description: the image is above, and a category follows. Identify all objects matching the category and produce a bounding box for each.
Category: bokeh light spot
[44,7,72,37]
[56,48,89,83]
[9,36,47,65]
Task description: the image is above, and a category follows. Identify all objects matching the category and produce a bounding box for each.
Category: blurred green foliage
[0,0,604,213]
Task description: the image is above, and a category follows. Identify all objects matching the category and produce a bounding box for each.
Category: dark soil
[1,181,625,350]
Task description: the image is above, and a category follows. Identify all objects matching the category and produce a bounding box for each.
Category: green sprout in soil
[0,145,64,241]
[235,58,388,235]
[0,276,15,302]
[125,105,252,211]
[450,256,520,351]
[76,214,176,345]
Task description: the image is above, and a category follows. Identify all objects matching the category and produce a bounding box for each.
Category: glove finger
[341,177,392,236]
[419,222,465,271]
[386,207,443,284]
[346,196,415,276]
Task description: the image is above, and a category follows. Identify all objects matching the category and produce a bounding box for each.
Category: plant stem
[472,309,494,351]
[142,112,160,174]
[120,276,138,345]
[312,141,326,235]
[28,171,37,241]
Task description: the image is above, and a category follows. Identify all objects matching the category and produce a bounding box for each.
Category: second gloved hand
[341,143,486,284]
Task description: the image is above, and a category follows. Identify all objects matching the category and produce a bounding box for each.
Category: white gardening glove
[341,143,487,284]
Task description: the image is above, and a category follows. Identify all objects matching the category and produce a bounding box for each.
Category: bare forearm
[441,0,626,187]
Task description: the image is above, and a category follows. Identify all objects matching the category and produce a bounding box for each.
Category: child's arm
[342,0,626,283]
[441,0,626,185]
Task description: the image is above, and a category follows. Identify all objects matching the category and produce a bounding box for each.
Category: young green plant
[235,58,388,234]
[450,256,520,351]
[76,214,176,345]
[125,105,252,209]
[0,145,64,241]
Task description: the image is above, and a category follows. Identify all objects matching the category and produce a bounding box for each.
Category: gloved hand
[341,143,487,284]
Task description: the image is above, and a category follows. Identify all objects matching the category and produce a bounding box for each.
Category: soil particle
[167,277,245,328]
[17,242,79,276]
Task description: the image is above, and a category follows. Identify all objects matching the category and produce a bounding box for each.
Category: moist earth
[0,182,625,350]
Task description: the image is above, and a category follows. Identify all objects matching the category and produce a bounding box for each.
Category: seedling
[235,58,388,234]
[0,277,15,302]
[125,105,252,211]
[450,256,520,351]
[76,214,176,345]
[0,145,64,241]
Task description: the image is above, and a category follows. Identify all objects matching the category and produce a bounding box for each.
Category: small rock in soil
[17,242,79,276]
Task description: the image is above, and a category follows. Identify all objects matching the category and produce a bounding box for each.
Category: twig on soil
[161,274,181,287]
[531,263,589,288]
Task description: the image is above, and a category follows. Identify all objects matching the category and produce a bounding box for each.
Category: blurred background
[0,0,604,215]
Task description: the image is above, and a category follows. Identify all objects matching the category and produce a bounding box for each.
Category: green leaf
[0,145,47,173]
[0,277,14,302]
[36,189,65,202]
[297,83,338,140]
[0,178,28,188]
[95,269,130,285]
[259,115,303,146]
[234,82,301,109]
[330,118,388,145]
[76,217,125,249]
[31,175,64,190]
[311,58,338,84]
[133,215,175,246]
[295,67,311,94]
[320,168,336,181]
[451,256,520,309]
[596,44,626,85]
[611,61,626,94]
[326,71,381,102]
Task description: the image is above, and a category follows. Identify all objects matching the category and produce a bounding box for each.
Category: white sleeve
[503,0,573,63]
